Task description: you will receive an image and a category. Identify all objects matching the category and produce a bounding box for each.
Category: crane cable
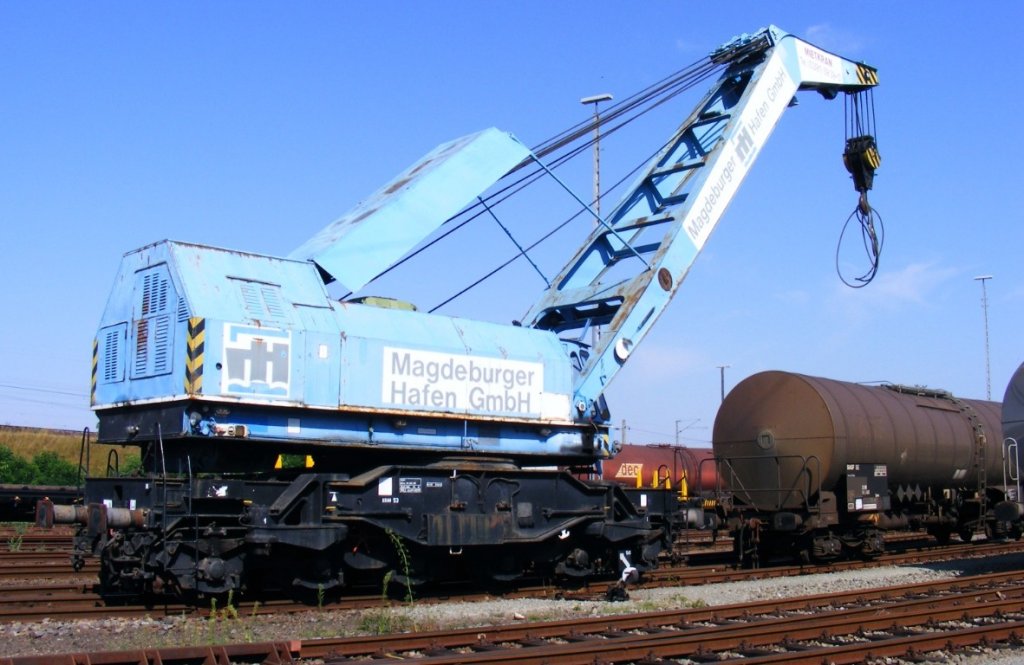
[837,88,883,288]
[427,78,721,314]
[344,55,725,304]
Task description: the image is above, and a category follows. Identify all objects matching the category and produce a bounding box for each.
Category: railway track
[292,568,1024,663]
[5,563,1024,664]
[2,538,1022,623]
[0,551,97,579]
[0,528,74,553]
[606,536,1024,596]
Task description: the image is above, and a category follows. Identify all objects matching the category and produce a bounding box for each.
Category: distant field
[0,425,130,477]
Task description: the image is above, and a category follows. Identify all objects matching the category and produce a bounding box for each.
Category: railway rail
[0,526,966,581]
[296,569,1024,664]
[5,564,1024,664]
[3,538,1022,623]
[0,527,74,550]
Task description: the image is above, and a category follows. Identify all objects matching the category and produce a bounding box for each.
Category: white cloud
[618,339,707,382]
[674,37,702,54]
[869,261,958,303]
[802,23,865,55]
[826,260,959,324]
[835,259,954,305]
[772,289,810,305]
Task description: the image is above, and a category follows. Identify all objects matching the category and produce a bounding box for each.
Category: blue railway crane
[41,26,881,598]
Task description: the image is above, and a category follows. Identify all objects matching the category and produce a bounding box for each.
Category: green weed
[6,522,27,552]
[385,529,414,604]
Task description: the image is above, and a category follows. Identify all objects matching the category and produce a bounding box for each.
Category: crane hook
[843,134,881,195]
[837,134,883,288]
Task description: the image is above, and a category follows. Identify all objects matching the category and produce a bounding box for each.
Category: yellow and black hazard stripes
[862,142,882,169]
[856,64,879,87]
[91,338,98,406]
[185,317,205,394]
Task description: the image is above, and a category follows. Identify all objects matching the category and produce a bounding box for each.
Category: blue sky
[2,3,1022,446]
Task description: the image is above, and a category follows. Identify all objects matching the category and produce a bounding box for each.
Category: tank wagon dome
[713,371,1002,510]
[1003,362,1024,446]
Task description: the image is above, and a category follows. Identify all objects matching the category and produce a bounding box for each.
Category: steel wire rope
[528,58,721,163]
[343,61,719,296]
[0,383,89,398]
[0,394,88,408]
[837,87,883,288]
[424,70,724,312]
[340,57,724,301]
[428,132,686,314]
[836,206,885,288]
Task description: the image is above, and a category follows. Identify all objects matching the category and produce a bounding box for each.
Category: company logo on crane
[222,324,291,397]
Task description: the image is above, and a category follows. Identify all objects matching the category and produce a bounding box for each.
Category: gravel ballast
[4,554,1024,662]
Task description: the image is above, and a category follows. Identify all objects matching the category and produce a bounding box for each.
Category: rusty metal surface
[713,371,1004,509]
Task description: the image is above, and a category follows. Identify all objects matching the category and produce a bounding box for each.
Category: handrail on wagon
[713,454,823,515]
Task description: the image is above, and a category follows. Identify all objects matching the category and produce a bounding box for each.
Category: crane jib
[524,27,880,419]
[685,50,795,250]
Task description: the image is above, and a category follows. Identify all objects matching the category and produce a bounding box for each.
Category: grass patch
[0,426,139,480]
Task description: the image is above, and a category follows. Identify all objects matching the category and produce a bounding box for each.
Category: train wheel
[384,571,422,601]
[927,526,952,545]
[486,550,526,584]
[786,532,810,565]
[809,531,842,562]
[858,529,885,559]
[958,528,975,543]
[554,547,595,579]
[733,523,761,568]
[98,532,152,599]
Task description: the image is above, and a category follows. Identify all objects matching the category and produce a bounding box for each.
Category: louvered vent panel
[235,279,288,323]
[140,271,170,316]
[103,328,122,382]
[134,319,149,375]
[140,273,153,315]
[132,264,176,379]
[156,277,168,313]
[153,315,170,373]
[241,283,262,316]
[262,286,286,319]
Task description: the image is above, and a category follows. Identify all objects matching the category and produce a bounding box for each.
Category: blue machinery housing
[92,239,591,466]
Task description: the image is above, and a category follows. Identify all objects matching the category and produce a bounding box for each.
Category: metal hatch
[289,127,531,292]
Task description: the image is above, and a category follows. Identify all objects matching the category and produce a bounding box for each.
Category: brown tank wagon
[712,370,1021,566]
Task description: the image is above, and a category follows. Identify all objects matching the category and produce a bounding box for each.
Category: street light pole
[581,93,613,349]
[580,93,613,219]
[717,365,730,403]
[974,275,993,400]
